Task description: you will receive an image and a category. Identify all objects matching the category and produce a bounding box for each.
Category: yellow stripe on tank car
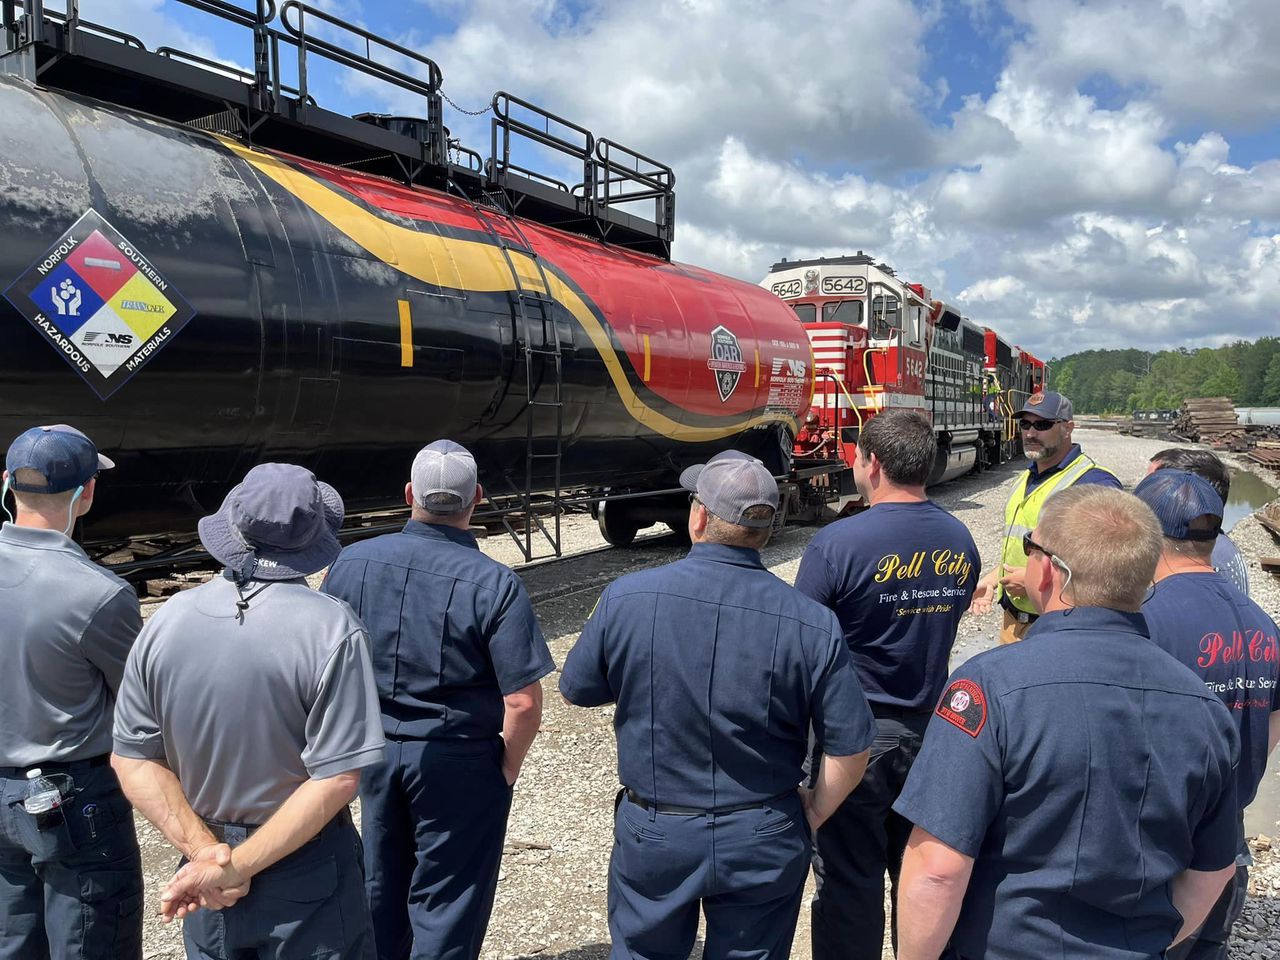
[216,136,796,441]
[398,299,413,367]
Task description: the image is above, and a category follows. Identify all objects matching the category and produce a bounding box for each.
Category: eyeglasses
[1022,532,1057,561]
[1019,418,1058,432]
[688,493,701,506]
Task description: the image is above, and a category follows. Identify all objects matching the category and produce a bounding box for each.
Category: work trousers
[361,737,513,960]
[0,759,143,960]
[182,810,372,960]
[811,710,931,960]
[609,790,811,960]
[1167,833,1251,960]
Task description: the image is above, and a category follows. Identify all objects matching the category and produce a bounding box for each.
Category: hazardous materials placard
[3,208,196,400]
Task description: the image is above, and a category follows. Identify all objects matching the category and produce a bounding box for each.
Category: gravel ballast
[131,428,1280,959]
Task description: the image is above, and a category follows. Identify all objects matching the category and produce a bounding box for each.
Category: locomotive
[762,255,1047,486]
[0,1,1045,571]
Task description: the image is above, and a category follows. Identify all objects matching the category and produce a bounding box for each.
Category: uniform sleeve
[81,585,142,695]
[319,556,365,613]
[893,662,1004,857]
[810,613,876,756]
[794,541,838,608]
[1077,468,1124,489]
[560,590,616,707]
[486,576,555,695]
[111,627,167,761]
[1190,712,1241,871]
[301,628,386,779]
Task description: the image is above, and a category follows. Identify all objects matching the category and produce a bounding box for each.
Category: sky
[85,0,1280,358]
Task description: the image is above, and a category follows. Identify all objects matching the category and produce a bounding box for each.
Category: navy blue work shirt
[1025,442,1123,492]
[1143,571,1280,808]
[894,607,1240,960]
[322,521,554,740]
[795,500,979,711]
[560,542,876,809]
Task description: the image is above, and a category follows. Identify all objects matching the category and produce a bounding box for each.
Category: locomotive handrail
[6,0,146,49]
[485,158,570,193]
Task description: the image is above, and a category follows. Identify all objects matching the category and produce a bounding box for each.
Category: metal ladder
[463,191,565,561]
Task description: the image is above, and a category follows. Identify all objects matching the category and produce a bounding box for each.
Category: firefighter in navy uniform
[893,486,1240,960]
[0,425,143,960]
[969,390,1122,644]
[561,452,876,960]
[322,440,554,960]
[1136,470,1280,960]
[796,411,979,960]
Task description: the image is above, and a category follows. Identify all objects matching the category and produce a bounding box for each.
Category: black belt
[202,818,261,848]
[0,753,110,779]
[624,788,792,816]
[999,593,1037,624]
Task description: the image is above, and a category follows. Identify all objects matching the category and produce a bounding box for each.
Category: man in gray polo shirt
[0,424,143,960]
[111,463,385,960]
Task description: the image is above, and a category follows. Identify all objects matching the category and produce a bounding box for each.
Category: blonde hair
[1037,486,1161,611]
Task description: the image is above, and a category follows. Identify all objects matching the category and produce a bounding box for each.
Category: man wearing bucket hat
[1136,470,1280,960]
[111,463,385,960]
[322,440,553,960]
[561,450,876,958]
[969,390,1122,644]
[0,424,144,960]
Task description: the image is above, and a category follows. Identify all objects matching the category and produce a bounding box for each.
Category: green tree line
[1049,338,1280,414]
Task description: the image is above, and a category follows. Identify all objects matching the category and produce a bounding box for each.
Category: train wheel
[597,501,639,547]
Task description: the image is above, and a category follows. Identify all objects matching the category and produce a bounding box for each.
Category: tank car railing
[595,138,675,237]
[4,0,145,51]
[490,92,596,204]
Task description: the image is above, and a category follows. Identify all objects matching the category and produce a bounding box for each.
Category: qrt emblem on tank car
[3,208,196,400]
[707,325,747,403]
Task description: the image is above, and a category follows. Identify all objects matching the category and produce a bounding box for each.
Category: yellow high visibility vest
[999,452,1118,614]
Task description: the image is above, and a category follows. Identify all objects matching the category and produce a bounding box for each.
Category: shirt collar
[687,541,765,569]
[0,521,88,559]
[1025,605,1150,639]
[1029,443,1083,479]
[402,518,479,550]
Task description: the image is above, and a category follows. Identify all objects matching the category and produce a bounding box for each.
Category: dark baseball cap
[679,450,778,529]
[5,424,115,494]
[1015,391,1073,422]
[1133,469,1224,541]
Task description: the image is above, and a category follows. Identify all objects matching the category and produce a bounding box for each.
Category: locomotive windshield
[870,293,901,339]
[822,300,863,325]
[791,303,817,323]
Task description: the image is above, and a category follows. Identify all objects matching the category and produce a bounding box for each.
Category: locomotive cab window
[870,293,900,340]
[822,300,863,325]
[791,303,817,323]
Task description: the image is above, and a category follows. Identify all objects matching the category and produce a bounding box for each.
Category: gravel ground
[133,428,1280,959]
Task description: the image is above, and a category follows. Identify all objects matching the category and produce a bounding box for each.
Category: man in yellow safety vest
[970,391,1122,643]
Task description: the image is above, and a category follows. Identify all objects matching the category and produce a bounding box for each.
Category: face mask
[62,485,83,537]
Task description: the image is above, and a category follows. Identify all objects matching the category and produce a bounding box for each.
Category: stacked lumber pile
[1173,398,1246,448]
[1247,439,1280,470]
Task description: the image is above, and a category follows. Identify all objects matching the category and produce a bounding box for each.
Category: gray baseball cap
[679,451,778,529]
[1015,390,1073,422]
[411,439,477,514]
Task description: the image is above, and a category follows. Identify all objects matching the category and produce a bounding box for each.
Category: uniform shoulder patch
[935,678,988,738]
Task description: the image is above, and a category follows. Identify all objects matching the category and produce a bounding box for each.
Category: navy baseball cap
[5,425,114,494]
[679,450,778,528]
[1015,391,1073,422]
[1133,469,1224,541]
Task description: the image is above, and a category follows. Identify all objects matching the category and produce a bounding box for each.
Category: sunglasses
[1019,418,1058,432]
[1022,532,1058,562]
